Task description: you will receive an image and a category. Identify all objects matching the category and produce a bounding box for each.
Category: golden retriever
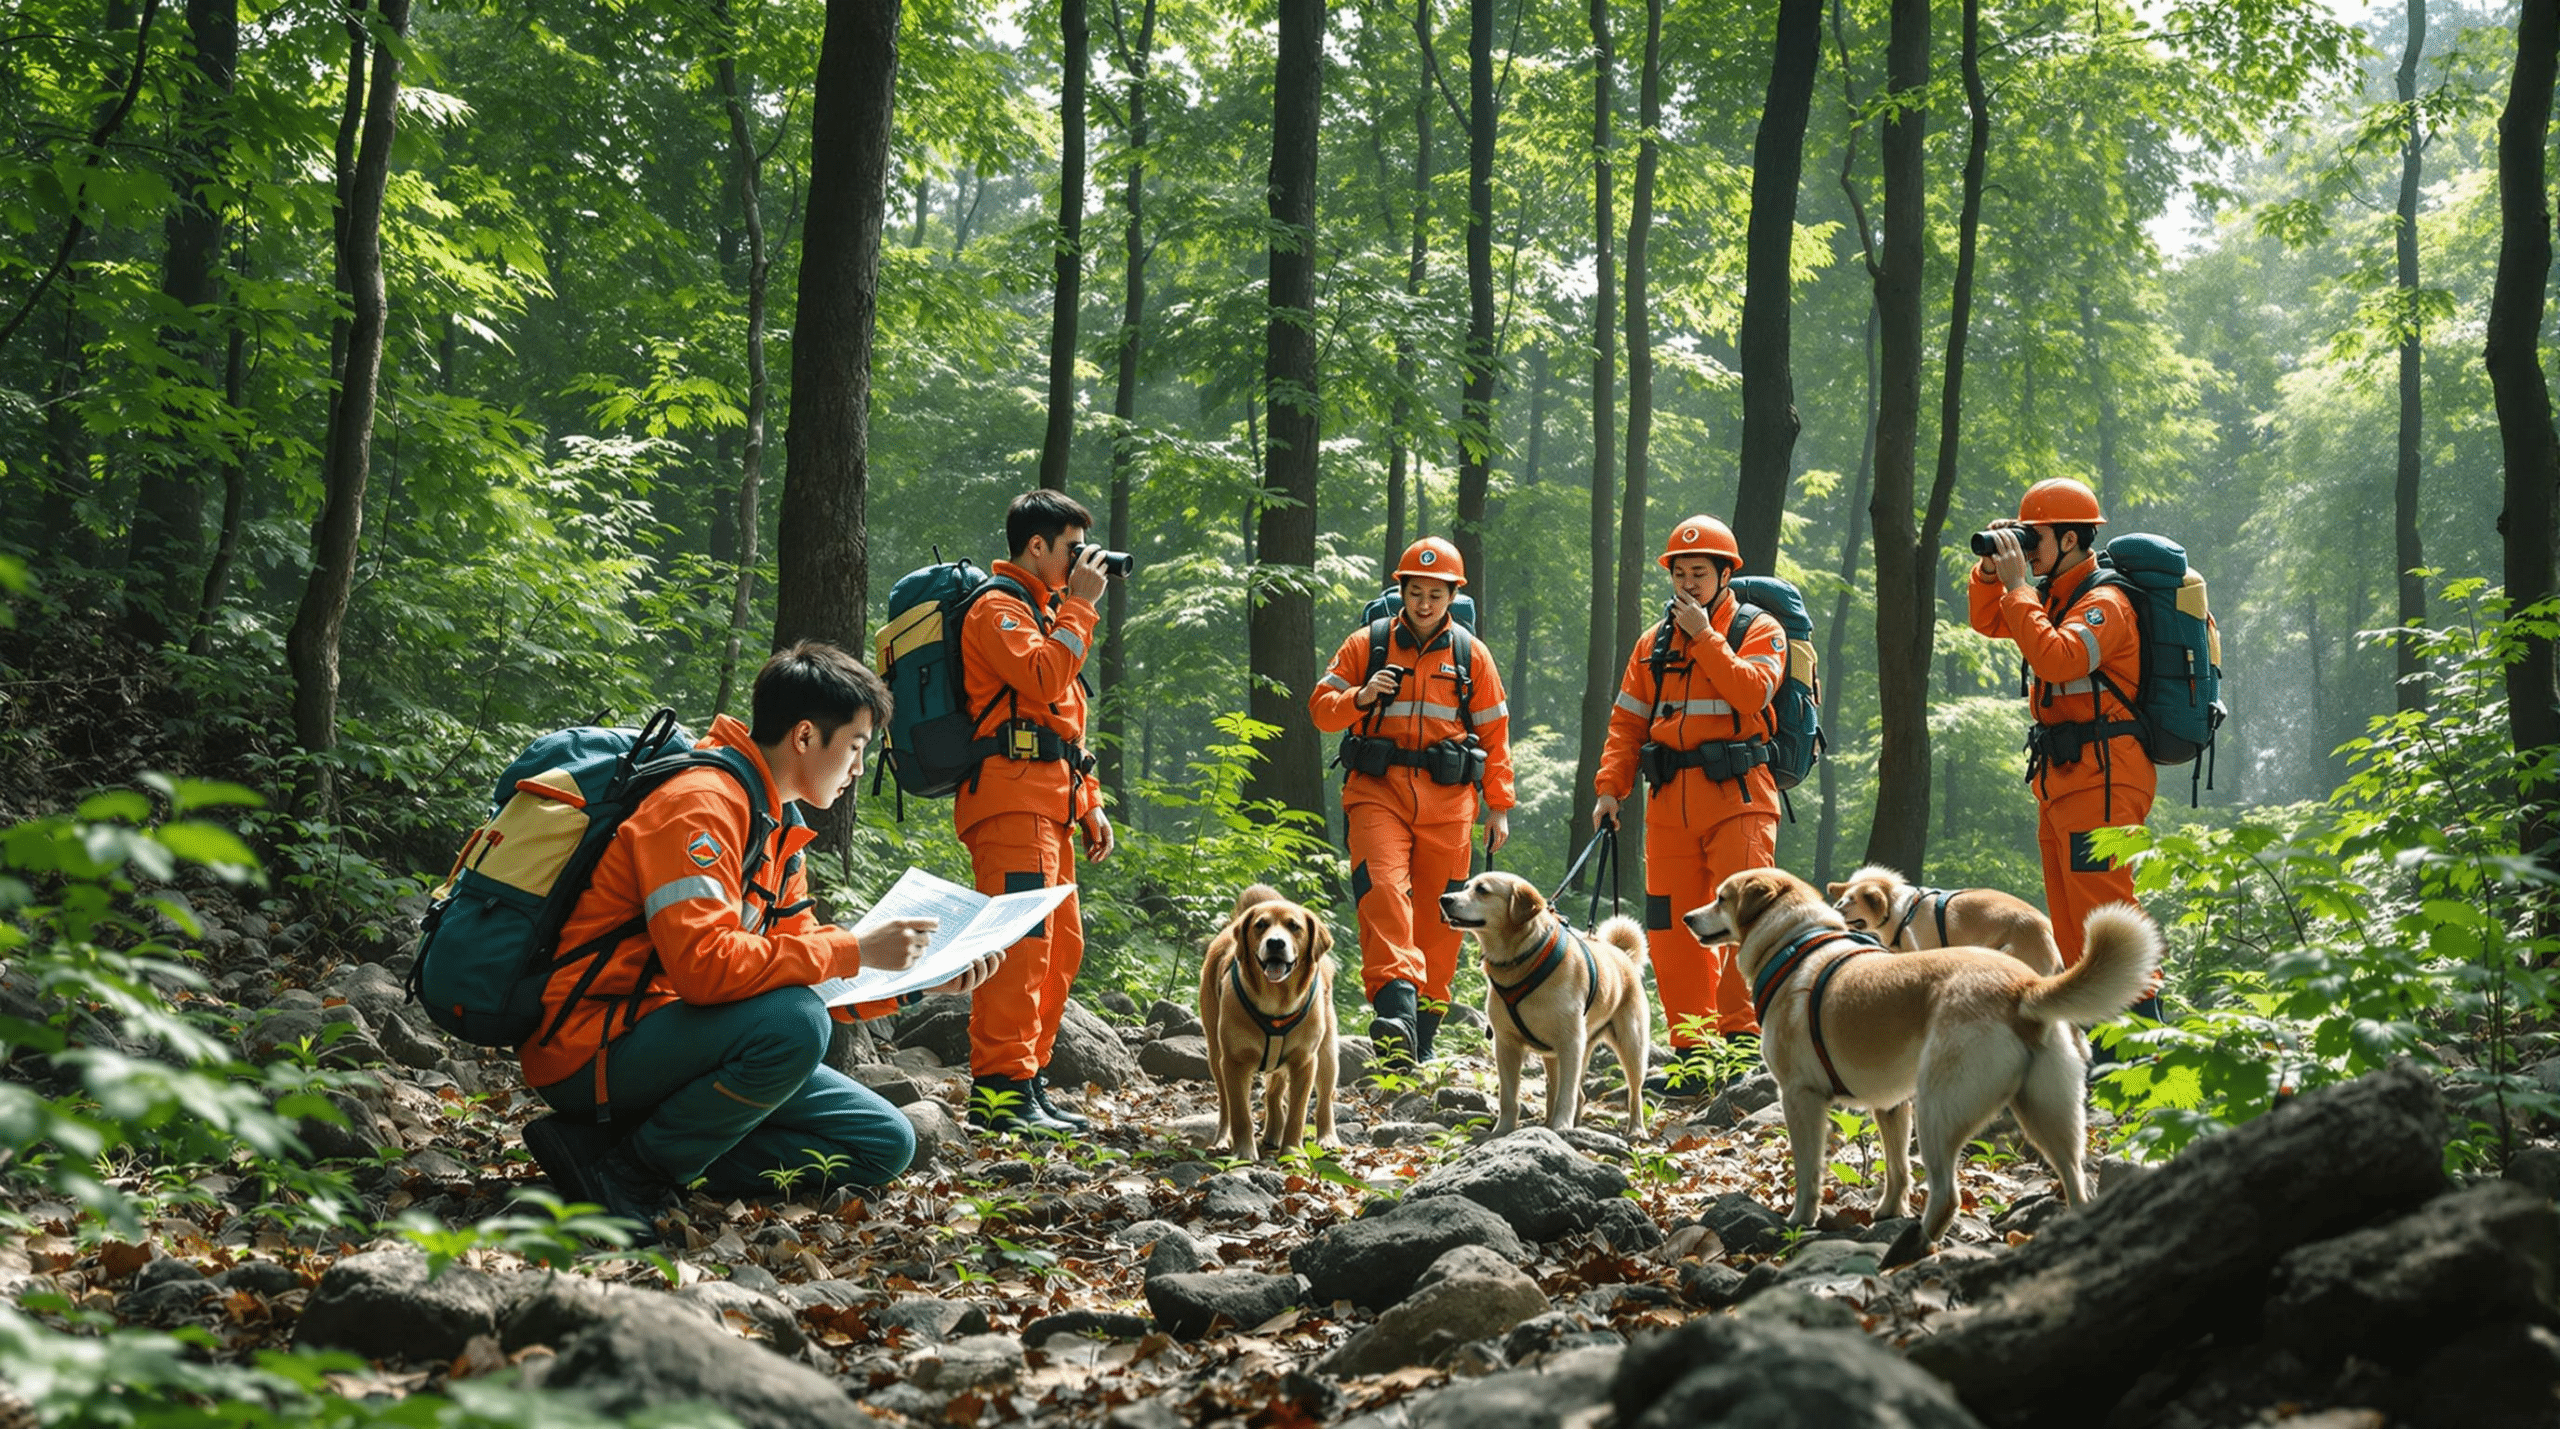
[1198,884,1339,1159]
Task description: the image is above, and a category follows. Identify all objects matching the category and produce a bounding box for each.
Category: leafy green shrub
[2093,586,2560,1166]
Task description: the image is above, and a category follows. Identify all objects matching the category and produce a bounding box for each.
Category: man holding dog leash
[1594,516,1787,1097]
[1309,538,1517,1069]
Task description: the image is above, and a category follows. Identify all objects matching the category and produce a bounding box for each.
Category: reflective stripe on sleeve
[1476,700,1509,721]
[1614,690,1652,718]
[2075,624,2102,676]
[2052,677,2095,695]
[1055,625,1089,660]
[644,875,727,921]
[1318,672,1352,692]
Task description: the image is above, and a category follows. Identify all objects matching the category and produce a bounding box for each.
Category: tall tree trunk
[126,0,237,643]
[1571,0,1617,863]
[287,0,409,786]
[713,0,773,718]
[1817,300,1878,889]
[1730,0,1823,572]
[1859,0,1931,877]
[2077,283,2125,514]
[1510,349,1546,725]
[1038,0,1089,492]
[1610,0,1662,884]
[1244,0,1325,821]
[774,0,900,847]
[188,259,248,657]
[1386,3,1431,583]
[2488,0,2560,868]
[2394,0,2430,712]
[1099,0,1158,814]
[1452,0,1496,602]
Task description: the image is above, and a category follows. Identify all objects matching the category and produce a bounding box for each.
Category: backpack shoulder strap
[1648,616,1677,695]
[1451,627,1477,734]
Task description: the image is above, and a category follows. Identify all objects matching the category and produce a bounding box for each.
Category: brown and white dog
[1199,884,1339,1160]
[1685,869,2158,1261]
[1827,864,2063,976]
[1439,871,1651,1137]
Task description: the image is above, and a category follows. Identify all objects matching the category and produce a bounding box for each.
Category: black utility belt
[1336,733,1486,786]
[2025,719,2143,768]
[993,720,1096,774]
[1640,738,1770,788]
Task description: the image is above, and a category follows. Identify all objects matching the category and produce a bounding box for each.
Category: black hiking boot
[1642,1046,1727,1100]
[1368,979,1420,1073]
[587,1143,685,1248]
[520,1113,619,1205]
[1414,1004,1445,1063]
[1031,1069,1089,1133]
[969,1073,1072,1136]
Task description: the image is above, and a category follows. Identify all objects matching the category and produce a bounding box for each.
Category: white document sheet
[809,866,1074,1006]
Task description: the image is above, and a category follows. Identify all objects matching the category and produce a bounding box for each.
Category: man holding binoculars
[955,489,1133,1133]
[1965,476,2156,993]
[1309,537,1516,1067]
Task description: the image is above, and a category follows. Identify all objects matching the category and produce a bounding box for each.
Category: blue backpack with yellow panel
[407,710,769,1047]
[2087,533,2225,799]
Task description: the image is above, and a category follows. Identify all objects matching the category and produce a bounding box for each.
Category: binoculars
[1070,542,1136,577]
[1969,526,2043,558]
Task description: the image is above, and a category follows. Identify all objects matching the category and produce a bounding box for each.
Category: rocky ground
[5,875,2558,1427]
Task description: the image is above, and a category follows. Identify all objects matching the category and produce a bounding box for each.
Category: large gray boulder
[1047,999,1142,1092]
[1293,1195,1528,1311]
[1613,1316,1984,1429]
[1404,1127,1629,1241]
[1408,1344,1622,1429]
[2263,1179,2558,1364]
[1143,1271,1300,1341]
[1316,1246,1548,1378]
[542,1292,863,1429]
[1907,1061,2451,1426]
[293,1247,516,1362]
[1137,1034,1213,1083]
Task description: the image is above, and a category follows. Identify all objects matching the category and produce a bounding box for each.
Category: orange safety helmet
[1658,514,1744,572]
[1392,536,1467,586]
[2017,477,2106,526]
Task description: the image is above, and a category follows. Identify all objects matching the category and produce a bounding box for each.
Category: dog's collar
[1229,957,1316,1074]
[1488,922,1600,1054]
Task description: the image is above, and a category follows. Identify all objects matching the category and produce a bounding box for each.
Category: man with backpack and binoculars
[1969,475,2220,1022]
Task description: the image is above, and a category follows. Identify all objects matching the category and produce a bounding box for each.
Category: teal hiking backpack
[1351,584,1485,733]
[1645,575,1826,803]
[1360,585,1478,635]
[2087,533,2225,799]
[408,710,772,1047]
[872,558,1039,803]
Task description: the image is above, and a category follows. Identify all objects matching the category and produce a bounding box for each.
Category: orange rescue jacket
[955,560,1102,834]
[1596,589,1787,823]
[1967,559,2153,803]
[1309,614,1515,826]
[523,714,895,1096]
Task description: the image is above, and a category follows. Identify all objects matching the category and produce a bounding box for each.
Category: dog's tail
[1592,914,1649,970]
[2016,903,2160,1026]
[1231,883,1285,919]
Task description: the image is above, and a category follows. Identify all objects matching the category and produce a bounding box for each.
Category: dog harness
[1229,957,1318,1074]
[1750,926,1884,1098]
[1487,922,1601,1054]
[1890,888,1957,950]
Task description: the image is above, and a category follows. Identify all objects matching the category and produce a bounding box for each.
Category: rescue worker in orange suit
[957,489,1118,1134]
[1967,476,2162,1022]
[1593,516,1786,1095]
[1308,537,1515,1066]
[517,642,1003,1244]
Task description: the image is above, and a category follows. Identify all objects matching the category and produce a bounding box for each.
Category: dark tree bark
[0,0,164,356]
[1099,0,1157,813]
[774,0,899,663]
[1816,0,1877,890]
[1609,0,1663,883]
[1452,0,1496,604]
[1859,0,1932,877]
[1386,0,1434,583]
[288,0,409,779]
[1570,0,1618,862]
[712,0,773,718]
[2487,0,2559,860]
[126,0,237,643]
[2394,0,2430,712]
[1037,0,1089,492]
[1730,0,1824,573]
[188,253,248,657]
[1243,0,1325,820]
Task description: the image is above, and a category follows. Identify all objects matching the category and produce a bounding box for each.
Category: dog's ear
[1303,908,1332,960]
[1507,876,1545,930]
[1824,881,1847,901]
[1725,872,1780,930]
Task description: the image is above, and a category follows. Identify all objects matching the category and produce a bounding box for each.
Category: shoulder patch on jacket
[686,832,723,868]
[2084,608,2105,626]
[1000,615,1021,631]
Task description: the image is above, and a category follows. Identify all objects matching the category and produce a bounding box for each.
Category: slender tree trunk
[2078,283,2125,515]
[1099,0,1158,813]
[1244,0,1325,820]
[287,0,408,787]
[1571,0,1618,862]
[1038,0,1089,492]
[713,0,772,718]
[1817,299,1878,889]
[1610,0,1662,884]
[1509,349,1546,725]
[0,0,164,357]
[774,0,899,711]
[1859,0,1931,876]
[2394,0,2430,712]
[2488,0,2560,867]
[1453,0,1496,602]
[126,0,237,642]
[1730,0,1824,572]
[189,267,248,657]
[1386,7,1431,583]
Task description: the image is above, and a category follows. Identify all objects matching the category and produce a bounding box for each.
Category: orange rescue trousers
[2037,777,2155,968]
[1645,809,1775,1043]
[964,811,1084,1081]
[1345,803,1474,1005]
